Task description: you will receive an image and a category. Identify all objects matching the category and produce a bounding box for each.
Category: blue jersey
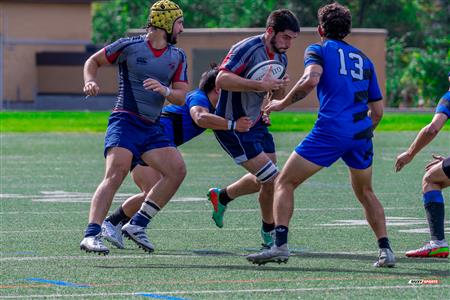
[304,40,382,139]
[435,91,450,119]
[161,89,214,145]
[104,35,188,121]
[216,34,288,122]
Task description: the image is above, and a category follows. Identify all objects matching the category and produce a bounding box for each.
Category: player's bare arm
[143,79,188,106]
[272,74,291,99]
[265,64,322,113]
[190,106,251,132]
[395,113,447,172]
[368,100,384,130]
[216,68,285,93]
[83,49,111,96]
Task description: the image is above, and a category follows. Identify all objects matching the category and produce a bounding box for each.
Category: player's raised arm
[265,64,322,113]
[83,49,110,96]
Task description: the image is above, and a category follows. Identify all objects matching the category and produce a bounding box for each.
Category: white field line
[0,249,416,262]
[0,285,448,298]
[0,207,418,215]
[0,226,327,234]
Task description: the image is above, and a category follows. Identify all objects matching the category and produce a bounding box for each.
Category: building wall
[129,28,387,109]
[0,1,93,102]
[0,0,386,109]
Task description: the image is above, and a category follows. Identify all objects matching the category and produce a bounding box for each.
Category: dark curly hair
[266,9,300,34]
[318,2,351,40]
[199,63,219,94]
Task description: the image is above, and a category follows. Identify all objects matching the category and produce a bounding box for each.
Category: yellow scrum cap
[149,0,183,35]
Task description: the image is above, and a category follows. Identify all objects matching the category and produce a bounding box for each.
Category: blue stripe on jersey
[116,62,138,112]
[222,36,263,73]
[105,37,143,64]
[304,39,382,139]
[435,91,450,118]
[232,91,245,120]
[304,44,324,67]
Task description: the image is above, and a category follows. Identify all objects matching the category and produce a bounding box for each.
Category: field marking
[0,275,407,290]
[0,249,418,262]
[0,207,418,215]
[0,285,448,298]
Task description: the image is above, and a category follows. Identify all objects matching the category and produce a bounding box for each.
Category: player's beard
[270,35,287,54]
[168,33,178,44]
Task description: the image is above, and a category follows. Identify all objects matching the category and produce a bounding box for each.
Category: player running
[246,2,395,268]
[80,0,188,255]
[395,72,450,258]
[209,9,299,249]
[102,65,252,250]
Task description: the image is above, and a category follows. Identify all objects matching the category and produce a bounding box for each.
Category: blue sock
[275,225,289,247]
[84,223,101,238]
[423,190,445,241]
[130,212,151,228]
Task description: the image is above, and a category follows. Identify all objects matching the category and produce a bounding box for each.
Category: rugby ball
[245,60,285,81]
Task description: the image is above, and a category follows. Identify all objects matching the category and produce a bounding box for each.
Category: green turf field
[1,111,449,132]
[0,130,449,299]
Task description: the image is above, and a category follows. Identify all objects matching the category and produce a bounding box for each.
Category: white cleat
[246,244,290,265]
[373,248,396,268]
[80,235,109,255]
[122,222,154,253]
[102,220,125,249]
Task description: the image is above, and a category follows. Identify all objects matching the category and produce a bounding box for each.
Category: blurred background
[0,0,448,110]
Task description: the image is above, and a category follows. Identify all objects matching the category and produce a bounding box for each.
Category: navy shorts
[105,111,175,166]
[443,156,450,179]
[214,119,275,164]
[129,116,177,170]
[295,129,373,169]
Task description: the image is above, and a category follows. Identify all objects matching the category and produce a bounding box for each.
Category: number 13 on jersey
[338,48,363,80]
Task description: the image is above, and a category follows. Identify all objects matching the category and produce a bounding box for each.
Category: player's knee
[169,160,187,182]
[255,161,278,184]
[422,170,440,192]
[104,168,128,187]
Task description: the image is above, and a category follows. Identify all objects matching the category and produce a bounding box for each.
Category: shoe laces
[93,235,105,246]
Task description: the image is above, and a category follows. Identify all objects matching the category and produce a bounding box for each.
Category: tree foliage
[92,0,450,107]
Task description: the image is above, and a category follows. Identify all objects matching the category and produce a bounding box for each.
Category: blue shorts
[130,116,177,170]
[105,111,175,167]
[295,129,373,169]
[214,119,275,164]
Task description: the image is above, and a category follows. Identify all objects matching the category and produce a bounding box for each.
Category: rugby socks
[84,223,101,238]
[218,188,233,206]
[423,190,445,241]
[105,206,130,226]
[130,200,161,228]
[262,220,275,233]
[275,225,289,247]
[377,237,392,251]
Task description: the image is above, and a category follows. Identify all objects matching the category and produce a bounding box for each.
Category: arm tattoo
[291,90,308,103]
[290,71,322,104]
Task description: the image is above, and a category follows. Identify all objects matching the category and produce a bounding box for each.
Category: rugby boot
[373,248,396,267]
[208,188,227,228]
[101,220,125,249]
[80,234,109,255]
[261,228,275,249]
[122,222,154,253]
[247,244,290,265]
[405,240,449,258]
